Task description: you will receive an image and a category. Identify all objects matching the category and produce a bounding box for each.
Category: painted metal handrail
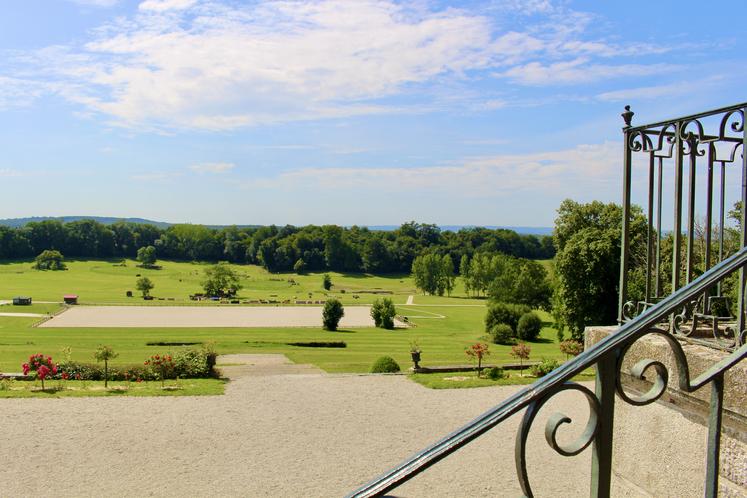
[347,246,747,497]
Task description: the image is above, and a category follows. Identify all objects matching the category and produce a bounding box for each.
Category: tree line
[0,219,554,273]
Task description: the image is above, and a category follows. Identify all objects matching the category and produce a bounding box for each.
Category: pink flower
[22,363,29,375]
[38,365,50,380]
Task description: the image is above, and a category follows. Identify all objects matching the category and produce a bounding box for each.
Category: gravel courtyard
[39,305,403,328]
[0,354,608,497]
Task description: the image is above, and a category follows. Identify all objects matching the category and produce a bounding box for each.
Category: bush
[370,356,401,373]
[172,349,213,378]
[559,339,584,359]
[485,366,505,380]
[371,298,397,329]
[322,298,345,331]
[485,303,531,334]
[489,323,515,344]
[517,312,542,341]
[530,358,560,378]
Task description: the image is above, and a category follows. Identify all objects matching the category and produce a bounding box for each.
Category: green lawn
[410,369,595,389]
[0,258,416,305]
[0,305,564,374]
[0,378,225,398]
[0,258,565,375]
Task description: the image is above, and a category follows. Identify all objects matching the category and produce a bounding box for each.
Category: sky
[0,0,745,227]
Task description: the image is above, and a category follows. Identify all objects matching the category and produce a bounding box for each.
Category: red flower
[61,372,69,380]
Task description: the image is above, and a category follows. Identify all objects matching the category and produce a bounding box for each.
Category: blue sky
[0,0,745,226]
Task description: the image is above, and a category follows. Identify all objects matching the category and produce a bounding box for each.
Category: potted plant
[409,341,422,369]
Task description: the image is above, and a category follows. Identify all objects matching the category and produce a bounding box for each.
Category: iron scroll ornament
[514,382,600,498]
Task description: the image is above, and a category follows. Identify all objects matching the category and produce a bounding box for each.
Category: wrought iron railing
[618,102,746,352]
[347,247,747,497]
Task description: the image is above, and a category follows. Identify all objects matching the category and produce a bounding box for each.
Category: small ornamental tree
[371,298,397,329]
[559,340,584,360]
[22,354,58,390]
[136,276,154,298]
[34,250,66,270]
[511,343,531,377]
[465,342,490,377]
[322,273,332,291]
[322,298,344,331]
[144,354,174,387]
[94,345,119,388]
[136,245,157,267]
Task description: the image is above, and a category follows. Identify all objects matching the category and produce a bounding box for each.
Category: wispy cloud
[247,141,620,197]
[188,162,235,174]
[596,77,725,102]
[2,0,696,131]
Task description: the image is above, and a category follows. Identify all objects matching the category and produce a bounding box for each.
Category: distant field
[0,258,565,374]
[0,259,416,305]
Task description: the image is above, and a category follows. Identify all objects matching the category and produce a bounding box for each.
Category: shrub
[489,323,514,344]
[145,354,175,387]
[22,353,58,389]
[517,312,542,341]
[322,298,345,331]
[485,303,531,334]
[530,358,560,378]
[34,250,66,271]
[322,273,332,290]
[559,339,584,359]
[371,298,397,329]
[370,356,401,373]
[485,366,505,380]
[172,348,212,378]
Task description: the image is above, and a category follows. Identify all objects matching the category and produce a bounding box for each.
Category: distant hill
[0,216,173,229]
[0,216,552,235]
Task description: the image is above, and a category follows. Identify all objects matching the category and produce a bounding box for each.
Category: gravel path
[0,355,603,497]
[40,305,406,328]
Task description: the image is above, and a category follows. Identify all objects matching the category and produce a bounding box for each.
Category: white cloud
[596,77,724,102]
[0,168,23,177]
[500,58,677,85]
[248,141,620,197]
[5,0,689,130]
[0,76,50,110]
[138,0,197,12]
[188,162,235,174]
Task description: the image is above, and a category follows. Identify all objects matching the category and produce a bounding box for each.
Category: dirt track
[39,305,404,328]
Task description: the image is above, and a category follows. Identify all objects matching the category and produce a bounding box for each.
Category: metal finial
[621,105,634,128]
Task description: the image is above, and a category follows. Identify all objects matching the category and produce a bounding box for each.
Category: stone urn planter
[410,351,421,369]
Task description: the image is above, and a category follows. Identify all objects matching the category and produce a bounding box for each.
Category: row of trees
[0,219,554,273]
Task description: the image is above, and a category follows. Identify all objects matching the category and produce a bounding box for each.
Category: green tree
[293,258,307,274]
[459,254,471,296]
[322,298,345,331]
[136,245,157,267]
[440,255,455,296]
[94,345,118,388]
[136,276,154,297]
[322,273,332,290]
[201,262,242,297]
[552,200,646,340]
[371,298,396,329]
[33,249,66,270]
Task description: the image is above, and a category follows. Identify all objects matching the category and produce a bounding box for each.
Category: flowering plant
[22,353,58,390]
[465,342,490,376]
[144,354,174,387]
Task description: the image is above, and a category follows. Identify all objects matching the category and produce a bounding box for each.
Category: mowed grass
[0,259,415,305]
[0,306,565,374]
[0,378,225,398]
[0,258,565,375]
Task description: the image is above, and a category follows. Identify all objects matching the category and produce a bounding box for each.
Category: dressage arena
[38,305,402,328]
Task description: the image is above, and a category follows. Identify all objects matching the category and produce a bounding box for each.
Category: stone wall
[586,326,746,497]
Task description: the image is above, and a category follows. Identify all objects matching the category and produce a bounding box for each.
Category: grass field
[0,258,565,375]
[0,258,417,305]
